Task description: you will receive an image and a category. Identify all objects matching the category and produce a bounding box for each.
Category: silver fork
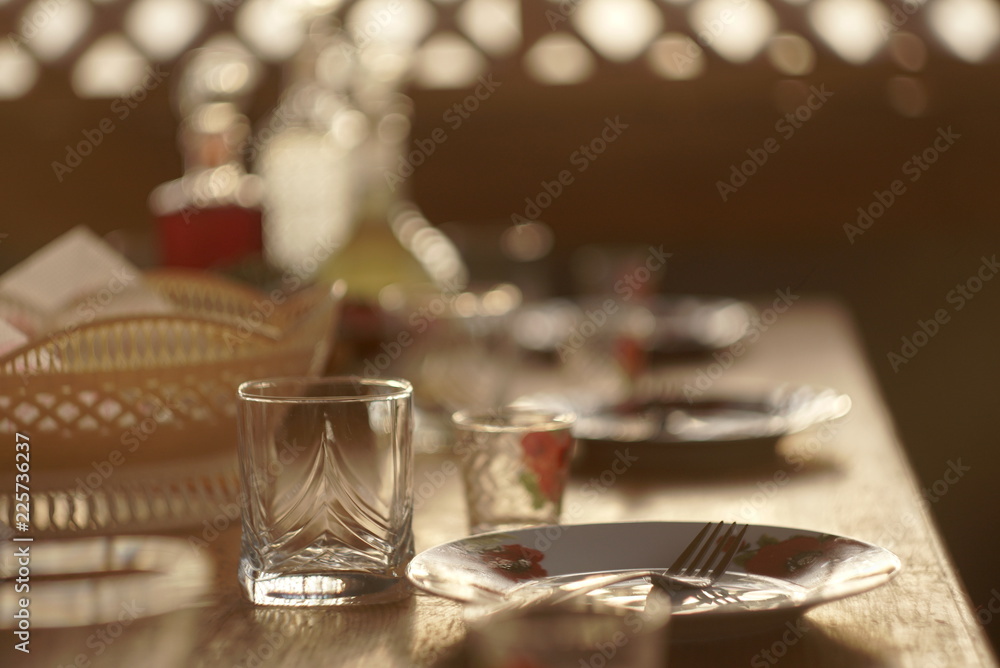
[649,520,749,592]
[501,521,749,609]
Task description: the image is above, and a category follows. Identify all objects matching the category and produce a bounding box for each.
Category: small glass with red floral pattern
[453,407,576,534]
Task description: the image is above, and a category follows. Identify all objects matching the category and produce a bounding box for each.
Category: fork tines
[669,521,749,582]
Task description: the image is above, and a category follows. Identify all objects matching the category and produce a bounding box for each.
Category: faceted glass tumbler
[237,377,414,606]
[453,407,576,534]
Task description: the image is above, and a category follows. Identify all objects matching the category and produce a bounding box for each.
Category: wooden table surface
[10,299,996,667]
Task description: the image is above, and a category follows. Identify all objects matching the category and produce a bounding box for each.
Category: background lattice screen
[0,0,997,102]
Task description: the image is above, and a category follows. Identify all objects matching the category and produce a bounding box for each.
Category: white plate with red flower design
[407,522,901,639]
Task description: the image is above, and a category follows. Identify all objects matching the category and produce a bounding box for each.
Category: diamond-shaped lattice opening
[346,0,437,53]
[78,415,99,430]
[97,398,123,420]
[56,401,81,422]
[808,0,888,64]
[767,32,816,75]
[414,31,488,88]
[37,416,58,431]
[135,394,166,419]
[929,0,1000,62]
[235,0,307,62]
[118,412,138,427]
[72,34,151,98]
[573,0,663,62]
[79,391,99,407]
[690,0,777,62]
[0,44,39,99]
[457,0,521,56]
[525,33,596,85]
[124,0,207,61]
[119,386,143,405]
[13,402,40,424]
[21,0,93,62]
[189,404,211,421]
[35,392,56,408]
[647,33,705,79]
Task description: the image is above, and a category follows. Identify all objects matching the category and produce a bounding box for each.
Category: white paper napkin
[0,225,173,333]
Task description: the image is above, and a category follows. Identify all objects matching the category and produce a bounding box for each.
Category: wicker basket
[0,270,344,535]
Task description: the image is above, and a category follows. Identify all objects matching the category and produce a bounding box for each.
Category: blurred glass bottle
[150,43,264,269]
[255,16,364,282]
[310,32,467,371]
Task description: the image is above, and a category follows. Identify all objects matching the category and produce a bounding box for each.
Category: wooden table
[11,299,996,667]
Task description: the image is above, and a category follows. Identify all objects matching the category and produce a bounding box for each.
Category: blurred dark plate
[510,296,755,357]
[573,385,851,467]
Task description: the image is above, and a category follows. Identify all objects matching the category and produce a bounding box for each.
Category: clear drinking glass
[453,407,576,534]
[237,376,414,606]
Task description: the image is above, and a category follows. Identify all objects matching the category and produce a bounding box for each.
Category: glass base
[239,563,411,606]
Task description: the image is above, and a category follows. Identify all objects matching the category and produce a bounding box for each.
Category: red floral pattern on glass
[520,430,573,507]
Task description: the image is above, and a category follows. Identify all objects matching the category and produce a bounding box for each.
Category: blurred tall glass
[237,377,414,606]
